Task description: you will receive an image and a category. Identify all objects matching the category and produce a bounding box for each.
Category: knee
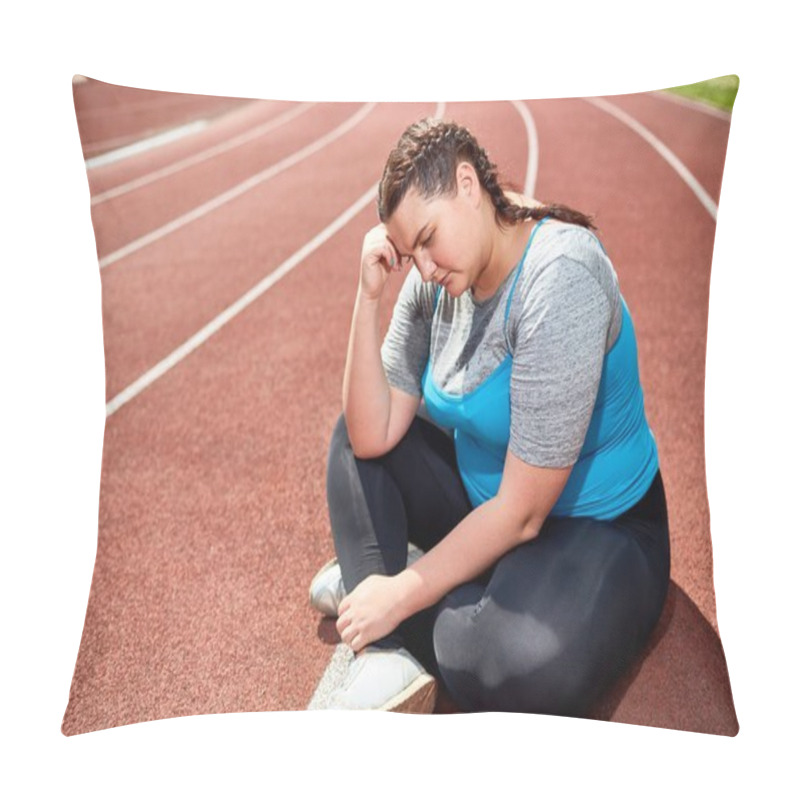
[433,591,518,712]
[433,596,588,715]
[326,413,355,488]
[331,412,348,443]
[328,413,352,459]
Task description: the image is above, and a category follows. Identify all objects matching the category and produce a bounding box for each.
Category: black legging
[326,412,671,716]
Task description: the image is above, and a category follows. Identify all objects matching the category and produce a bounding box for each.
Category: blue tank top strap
[592,231,607,255]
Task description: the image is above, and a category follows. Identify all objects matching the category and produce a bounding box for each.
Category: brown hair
[378,117,596,230]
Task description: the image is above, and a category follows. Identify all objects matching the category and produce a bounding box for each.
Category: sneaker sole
[381,673,437,714]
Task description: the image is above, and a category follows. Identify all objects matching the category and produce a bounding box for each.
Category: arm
[343,225,420,459]
[336,451,571,652]
[396,452,571,615]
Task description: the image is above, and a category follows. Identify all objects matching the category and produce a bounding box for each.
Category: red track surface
[62,78,737,735]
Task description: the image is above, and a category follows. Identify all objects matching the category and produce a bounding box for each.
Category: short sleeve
[380,269,436,397]
[508,256,612,468]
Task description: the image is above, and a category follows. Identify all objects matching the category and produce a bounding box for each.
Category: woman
[311,117,670,716]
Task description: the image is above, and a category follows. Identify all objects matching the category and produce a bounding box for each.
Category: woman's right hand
[359,224,404,301]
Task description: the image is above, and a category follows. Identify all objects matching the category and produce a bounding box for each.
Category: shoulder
[509,222,622,348]
[519,223,620,311]
[522,222,616,286]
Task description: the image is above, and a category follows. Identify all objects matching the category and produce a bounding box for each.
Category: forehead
[386,189,445,250]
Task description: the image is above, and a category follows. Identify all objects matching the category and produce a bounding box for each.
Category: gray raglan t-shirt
[380,222,623,469]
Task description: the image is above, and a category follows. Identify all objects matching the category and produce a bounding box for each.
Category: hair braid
[378,118,595,231]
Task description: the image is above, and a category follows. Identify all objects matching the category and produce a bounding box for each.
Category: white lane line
[85,121,210,170]
[585,96,718,221]
[92,103,315,205]
[510,99,539,196]
[98,103,377,269]
[652,90,733,121]
[106,181,380,416]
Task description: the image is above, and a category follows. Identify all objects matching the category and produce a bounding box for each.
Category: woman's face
[384,163,488,297]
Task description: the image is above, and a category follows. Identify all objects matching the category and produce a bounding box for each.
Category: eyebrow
[390,224,430,258]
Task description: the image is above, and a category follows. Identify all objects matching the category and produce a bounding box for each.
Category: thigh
[434,513,669,715]
[327,412,473,589]
[370,413,473,551]
[327,412,475,659]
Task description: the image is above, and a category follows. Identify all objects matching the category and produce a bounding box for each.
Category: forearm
[392,495,541,621]
[335,446,569,654]
[342,288,392,456]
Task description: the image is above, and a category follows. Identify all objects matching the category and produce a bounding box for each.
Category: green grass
[665,75,739,112]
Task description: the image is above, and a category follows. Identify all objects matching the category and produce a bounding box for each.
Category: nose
[416,253,436,282]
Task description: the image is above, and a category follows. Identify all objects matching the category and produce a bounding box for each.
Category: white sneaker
[308,557,344,618]
[309,544,424,618]
[327,646,437,713]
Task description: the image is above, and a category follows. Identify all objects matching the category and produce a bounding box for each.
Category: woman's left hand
[335,574,408,653]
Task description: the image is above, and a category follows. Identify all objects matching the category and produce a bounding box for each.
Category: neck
[471,216,535,302]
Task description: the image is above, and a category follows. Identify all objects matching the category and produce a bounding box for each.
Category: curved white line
[585,96,718,221]
[92,103,315,205]
[510,99,539,197]
[99,102,377,269]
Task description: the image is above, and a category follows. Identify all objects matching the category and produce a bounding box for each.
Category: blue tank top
[421,221,659,520]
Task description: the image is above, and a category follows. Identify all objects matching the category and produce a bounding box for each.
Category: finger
[379,243,396,272]
[343,623,361,651]
[337,618,351,643]
[380,237,401,271]
[386,241,401,270]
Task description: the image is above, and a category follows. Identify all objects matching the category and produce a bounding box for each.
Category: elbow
[334,412,388,461]
[345,422,391,460]
[350,439,387,460]
[351,432,398,460]
[518,514,543,543]
[343,403,400,460]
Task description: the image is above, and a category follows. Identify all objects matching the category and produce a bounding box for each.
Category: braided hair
[378,117,595,230]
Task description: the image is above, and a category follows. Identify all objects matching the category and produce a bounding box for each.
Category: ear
[455,161,481,206]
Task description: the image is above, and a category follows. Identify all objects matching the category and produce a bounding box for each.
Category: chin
[439,275,463,297]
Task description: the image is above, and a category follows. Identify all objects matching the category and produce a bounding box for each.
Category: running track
[63,77,737,735]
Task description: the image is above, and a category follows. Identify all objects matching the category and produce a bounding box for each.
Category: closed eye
[395,232,433,270]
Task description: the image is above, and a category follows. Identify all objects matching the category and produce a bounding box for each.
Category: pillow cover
[63,75,738,736]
